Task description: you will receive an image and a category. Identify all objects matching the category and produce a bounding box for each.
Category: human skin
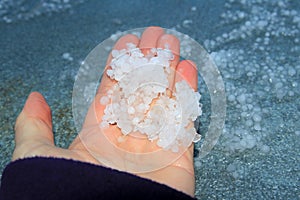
[12,26,198,197]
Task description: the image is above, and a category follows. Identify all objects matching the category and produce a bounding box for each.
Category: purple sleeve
[0,157,195,200]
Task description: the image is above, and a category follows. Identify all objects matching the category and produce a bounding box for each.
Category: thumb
[15,92,54,147]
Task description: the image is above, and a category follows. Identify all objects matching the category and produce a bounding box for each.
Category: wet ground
[0,0,299,199]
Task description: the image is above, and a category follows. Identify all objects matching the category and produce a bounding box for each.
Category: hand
[12,26,198,197]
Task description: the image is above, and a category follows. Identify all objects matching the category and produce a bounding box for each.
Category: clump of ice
[100,43,202,152]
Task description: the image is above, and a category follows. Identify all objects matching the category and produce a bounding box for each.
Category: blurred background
[0,0,299,199]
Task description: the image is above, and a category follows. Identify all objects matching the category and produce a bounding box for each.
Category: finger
[173,60,198,182]
[15,92,54,147]
[97,34,139,96]
[80,35,139,133]
[174,59,198,168]
[157,34,180,96]
[174,60,198,91]
[139,26,164,56]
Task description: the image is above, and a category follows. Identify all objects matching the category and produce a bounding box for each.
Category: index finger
[81,35,139,129]
[97,34,139,95]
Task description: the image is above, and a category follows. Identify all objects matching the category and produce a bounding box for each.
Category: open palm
[12,27,198,196]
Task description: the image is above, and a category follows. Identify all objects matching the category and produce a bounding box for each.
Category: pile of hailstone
[100,43,202,152]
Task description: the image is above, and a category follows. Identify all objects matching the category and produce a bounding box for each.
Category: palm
[13,27,197,196]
